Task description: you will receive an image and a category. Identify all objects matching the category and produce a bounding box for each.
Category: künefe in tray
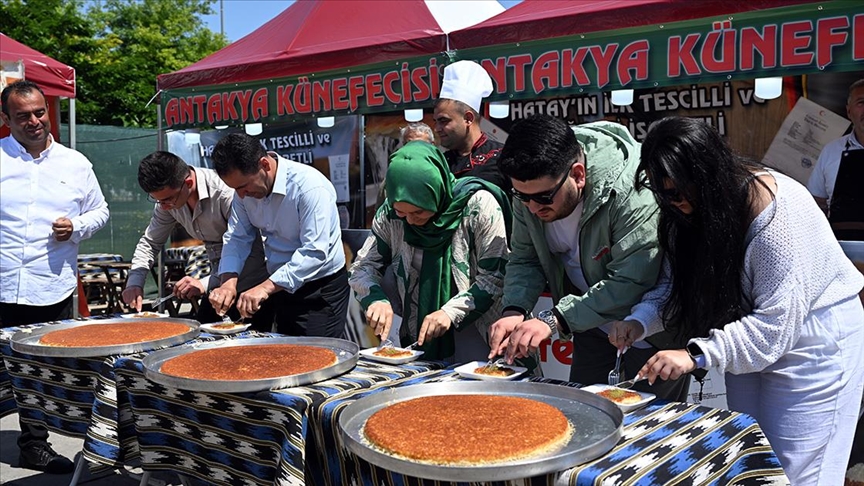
[39,321,189,347]
[363,394,573,465]
[160,343,337,381]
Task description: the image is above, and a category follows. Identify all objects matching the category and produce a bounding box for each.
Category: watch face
[687,342,703,356]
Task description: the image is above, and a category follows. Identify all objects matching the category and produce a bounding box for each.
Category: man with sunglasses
[122,151,273,329]
[487,114,689,402]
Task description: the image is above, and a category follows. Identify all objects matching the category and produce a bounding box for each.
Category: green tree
[0,0,100,76]
[0,0,227,127]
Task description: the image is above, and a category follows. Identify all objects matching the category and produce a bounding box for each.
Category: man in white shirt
[121,151,273,328]
[208,133,349,338]
[0,80,109,473]
[807,78,864,240]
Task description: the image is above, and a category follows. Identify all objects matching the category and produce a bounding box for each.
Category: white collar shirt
[218,154,345,292]
[807,132,864,203]
[0,135,109,305]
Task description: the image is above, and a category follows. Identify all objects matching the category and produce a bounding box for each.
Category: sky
[201,0,522,42]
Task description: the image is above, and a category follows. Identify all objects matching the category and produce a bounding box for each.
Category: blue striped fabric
[0,319,243,471]
[115,354,444,485]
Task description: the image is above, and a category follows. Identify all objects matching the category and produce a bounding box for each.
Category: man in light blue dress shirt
[0,80,109,473]
[208,133,349,338]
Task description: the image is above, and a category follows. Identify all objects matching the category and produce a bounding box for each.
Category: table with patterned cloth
[0,319,258,471]
[313,371,789,486]
[116,356,446,485]
[164,245,210,280]
[116,362,787,486]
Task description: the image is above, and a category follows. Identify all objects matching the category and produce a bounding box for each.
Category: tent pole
[69,98,77,150]
[156,102,165,302]
[70,97,79,318]
[359,114,366,229]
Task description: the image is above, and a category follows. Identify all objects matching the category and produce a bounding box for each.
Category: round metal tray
[10,318,200,358]
[339,381,622,481]
[142,337,359,393]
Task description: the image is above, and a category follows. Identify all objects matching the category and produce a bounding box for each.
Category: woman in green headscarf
[349,141,511,361]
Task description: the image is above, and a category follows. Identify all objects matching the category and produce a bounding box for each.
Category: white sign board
[762,97,851,185]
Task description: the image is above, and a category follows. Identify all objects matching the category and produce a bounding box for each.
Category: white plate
[200,322,252,335]
[359,347,424,364]
[454,360,527,381]
[581,384,655,412]
[121,312,169,319]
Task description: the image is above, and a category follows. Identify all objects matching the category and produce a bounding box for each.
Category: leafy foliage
[0,0,228,127]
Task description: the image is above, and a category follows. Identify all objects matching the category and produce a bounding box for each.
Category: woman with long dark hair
[609,117,864,484]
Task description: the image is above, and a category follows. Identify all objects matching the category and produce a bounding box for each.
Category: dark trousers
[270,268,349,338]
[196,293,277,333]
[571,328,691,402]
[0,296,73,448]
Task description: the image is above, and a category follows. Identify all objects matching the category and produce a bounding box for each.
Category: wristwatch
[537,309,558,336]
[686,342,706,369]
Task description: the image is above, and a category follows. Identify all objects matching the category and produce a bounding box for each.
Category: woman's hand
[418,310,451,345]
[638,349,696,385]
[366,301,394,340]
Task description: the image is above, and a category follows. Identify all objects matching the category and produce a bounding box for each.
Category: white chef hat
[439,60,493,113]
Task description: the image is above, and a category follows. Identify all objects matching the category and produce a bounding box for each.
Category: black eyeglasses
[511,167,571,205]
[147,188,183,207]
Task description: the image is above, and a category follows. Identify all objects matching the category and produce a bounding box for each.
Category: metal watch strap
[537,309,558,335]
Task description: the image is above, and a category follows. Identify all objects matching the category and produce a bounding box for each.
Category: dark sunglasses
[640,176,685,204]
[655,187,684,203]
[511,168,570,205]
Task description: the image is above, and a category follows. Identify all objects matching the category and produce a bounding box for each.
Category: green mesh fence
[61,123,165,297]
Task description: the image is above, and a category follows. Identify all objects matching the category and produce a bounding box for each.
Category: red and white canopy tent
[0,32,76,142]
[448,0,818,49]
[446,0,859,102]
[155,0,504,130]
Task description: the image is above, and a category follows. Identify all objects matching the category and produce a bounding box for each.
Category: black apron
[828,140,864,241]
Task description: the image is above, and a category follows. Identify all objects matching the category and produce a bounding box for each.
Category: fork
[608,348,624,385]
[483,357,506,370]
[377,337,394,350]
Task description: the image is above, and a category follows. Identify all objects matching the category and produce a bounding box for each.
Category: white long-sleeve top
[0,135,109,305]
[628,172,863,375]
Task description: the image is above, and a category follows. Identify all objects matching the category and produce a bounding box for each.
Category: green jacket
[502,121,664,340]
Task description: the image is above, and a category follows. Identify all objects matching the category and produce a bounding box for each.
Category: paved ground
[0,414,187,486]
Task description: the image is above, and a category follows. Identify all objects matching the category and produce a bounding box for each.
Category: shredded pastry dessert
[210,323,243,330]
[473,364,516,377]
[160,343,338,381]
[131,312,162,318]
[39,321,189,347]
[372,347,413,358]
[597,388,643,404]
[364,395,572,465]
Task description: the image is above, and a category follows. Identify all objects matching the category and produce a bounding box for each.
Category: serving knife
[614,375,647,389]
[151,294,176,308]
